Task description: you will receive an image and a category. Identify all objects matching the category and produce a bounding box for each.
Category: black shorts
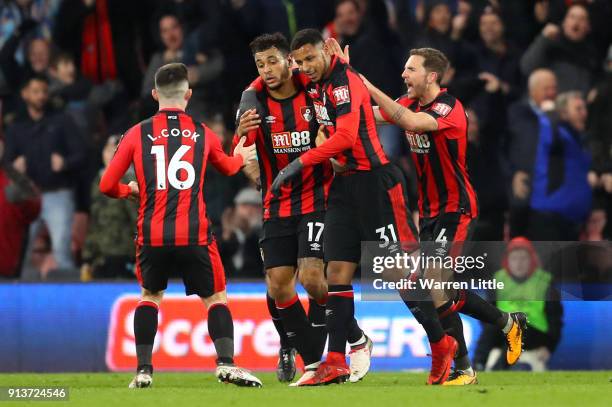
[259,211,325,269]
[135,241,225,297]
[324,163,419,263]
[419,212,477,258]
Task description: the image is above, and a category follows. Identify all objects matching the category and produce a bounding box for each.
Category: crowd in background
[0,0,611,283]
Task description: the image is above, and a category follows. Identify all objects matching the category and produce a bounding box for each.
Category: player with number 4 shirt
[328,41,527,385]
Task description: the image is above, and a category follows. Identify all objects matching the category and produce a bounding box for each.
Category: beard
[268,66,291,90]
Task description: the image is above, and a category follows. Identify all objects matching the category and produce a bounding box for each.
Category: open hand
[233,136,257,166]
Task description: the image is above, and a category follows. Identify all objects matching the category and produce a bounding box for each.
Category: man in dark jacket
[520,3,600,94]
[4,75,85,277]
[506,68,558,237]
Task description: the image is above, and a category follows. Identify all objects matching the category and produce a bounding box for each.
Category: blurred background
[0,0,611,372]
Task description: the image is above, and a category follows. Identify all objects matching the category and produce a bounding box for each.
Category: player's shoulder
[430,90,463,118]
[327,56,352,84]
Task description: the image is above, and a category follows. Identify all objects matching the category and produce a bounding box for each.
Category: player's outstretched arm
[362,75,438,133]
[209,131,256,176]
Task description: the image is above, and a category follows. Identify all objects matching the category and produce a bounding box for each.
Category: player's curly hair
[409,48,449,85]
[249,32,290,56]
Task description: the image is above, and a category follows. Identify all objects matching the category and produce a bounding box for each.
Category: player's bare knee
[267,280,295,303]
[141,288,164,305]
[201,290,227,309]
[297,259,326,299]
[266,267,296,302]
[326,261,356,285]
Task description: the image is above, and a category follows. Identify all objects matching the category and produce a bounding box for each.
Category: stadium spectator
[473,237,563,372]
[141,13,224,121]
[526,91,592,241]
[520,3,600,94]
[0,137,41,278]
[324,0,405,158]
[465,108,506,241]
[81,135,136,281]
[322,0,361,44]
[3,74,85,278]
[414,0,477,81]
[506,68,558,238]
[52,0,152,100]
[49,51,123,136]
[0,34,52,106]
[218,187,263,279]
[0,17,39,107]
[228,0,331,39]
[586,44,612,240]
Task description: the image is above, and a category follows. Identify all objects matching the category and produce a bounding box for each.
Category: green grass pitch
[1,371,611,406]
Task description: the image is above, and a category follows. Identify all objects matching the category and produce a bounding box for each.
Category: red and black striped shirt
[380,90,478,219]
[249,56,389,172]
[100,109,244,246]
[234,79,333,219]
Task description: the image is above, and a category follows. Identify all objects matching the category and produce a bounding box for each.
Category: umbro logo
[287,331,296,338]
[310,242,321,251]
[325,309,333,316]
[265,115,276,124]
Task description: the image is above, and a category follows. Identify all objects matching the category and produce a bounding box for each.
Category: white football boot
[215,365,263,387]
[348,335,373,383]
[128,367,153,388]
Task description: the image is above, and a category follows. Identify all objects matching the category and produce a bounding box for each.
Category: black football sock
[458,290,507,329]
[276,295,319,365]
[267,292,291,349]
[437,300,470,368]
[134,301,158,371]
[402,299,445,343]
[326,285,354,355]
[400,283,445,343]
[208,303,235,365]
[308,297,327,361]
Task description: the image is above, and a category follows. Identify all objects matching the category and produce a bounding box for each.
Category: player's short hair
[249,32,290,56]
[154,62,189,99]
[409,48,449,85]
[290,28,324,51]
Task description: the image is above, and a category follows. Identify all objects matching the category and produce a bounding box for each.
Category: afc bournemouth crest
[301,106,314,122]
